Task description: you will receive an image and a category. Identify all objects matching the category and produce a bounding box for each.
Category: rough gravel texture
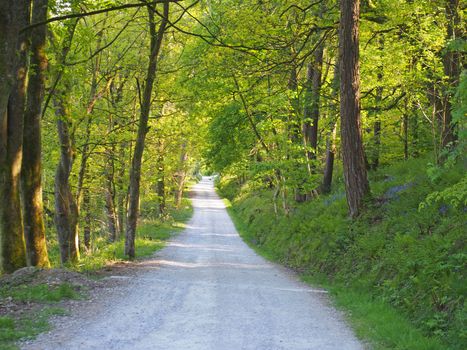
[22,178,365,350]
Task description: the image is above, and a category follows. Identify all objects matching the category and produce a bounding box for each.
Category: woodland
[0,0,465,348]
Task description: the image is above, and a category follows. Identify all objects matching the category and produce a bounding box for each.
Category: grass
[0,283,76,350]
[46,197,193,273]
[227,204,447,350]
[0,194,194,349]
[218,155,465,349]
[303,276,446,350]
[0,283,79,303]
[0,308,69,350]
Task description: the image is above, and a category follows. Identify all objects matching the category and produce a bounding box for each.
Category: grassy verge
[226,204,447,350]
[0,195,194,349]
[219,155,465,349]
[46,197,193,273]
[0,283,78,350]
[303,277,447,350]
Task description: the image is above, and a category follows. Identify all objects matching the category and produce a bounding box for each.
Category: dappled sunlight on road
[198,233,238,238]
[191,198,225,209]
[166,242,233,252]
[183,224,204,230]
[140,259,273,270]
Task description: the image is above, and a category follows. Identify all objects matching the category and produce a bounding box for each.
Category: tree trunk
[339,0,370,218]
[82,187,91,251]
[303,45,324,165]
[104,144,118,241]
[75,27,105,209]
[21,0,50,268]
[117,141,127,236]
[321,62,340,194]
[54,96,80,264]
[403,118,409,160]
[125,3,169,259]
[0,1,30,273]
[441,0,461,150]
[75,117,92,208]
[175,142,188,208]
[411,101,419,157]
[105,184,118,242]
[288,67,301,142]
[322,130,336,194]
[156,145,166,217]
[402,98,409,160]
[52,21,80,265]
[371,118,381,169]
[108,78,126,237]
[287,65,306,203]
[369,38,384,171]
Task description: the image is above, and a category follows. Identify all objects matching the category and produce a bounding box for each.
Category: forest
[0,0,465,349]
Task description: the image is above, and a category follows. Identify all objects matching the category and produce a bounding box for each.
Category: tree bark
[22,0,50,267]
[117,138,127,236]
[287,65,307,203]
[303,45,324,165]
[125,3,169,259]
[115,118,131,236]
[368,38,384,171]
[403,112,409,160]
[108,77,126,237]
[288,67,301,142]
[0,1,30,273]
[322,128,336,194]
[174,142,188,208]
[75,27,105,208]
[156,140,166,217]
[54,96,80,264]
[104,131,118,241]
[52,21,80,265]
[321,62,340,194]
[82,187,91,251]
[339,0,370,218]
[441,0,461,150]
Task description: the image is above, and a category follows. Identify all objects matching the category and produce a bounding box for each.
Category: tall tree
[441,0,461,151]
[125,3,169,258]
[22,0,50,267]
[339,0,370,217]
[302,40,325,200]
[174,142,188,208]
[321,62,340,194]
[156,138,166,217]
[52,21,80,264]
[0,1,30,273]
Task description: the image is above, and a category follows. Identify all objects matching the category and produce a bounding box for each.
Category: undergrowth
[46,197,193,272]
[0,283,79,303]
[0,283,77,350]
[218,155,466,349]
[0,193,193,349]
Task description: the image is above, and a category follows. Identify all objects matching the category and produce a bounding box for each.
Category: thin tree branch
[21,0,180,32]
[232,74,269,154]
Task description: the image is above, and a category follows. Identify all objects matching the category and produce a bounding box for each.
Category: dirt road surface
[22,178,365,350]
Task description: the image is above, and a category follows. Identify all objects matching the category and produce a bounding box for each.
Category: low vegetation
[0,307,69,350]
[45,197,193,273]
[219,155,466,349]
[0,280,79,350]
[0,195,193,349]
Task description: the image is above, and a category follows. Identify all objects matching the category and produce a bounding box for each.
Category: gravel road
[22,177,365,350]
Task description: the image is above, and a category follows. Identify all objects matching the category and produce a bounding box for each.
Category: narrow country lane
[23,178,365,350]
